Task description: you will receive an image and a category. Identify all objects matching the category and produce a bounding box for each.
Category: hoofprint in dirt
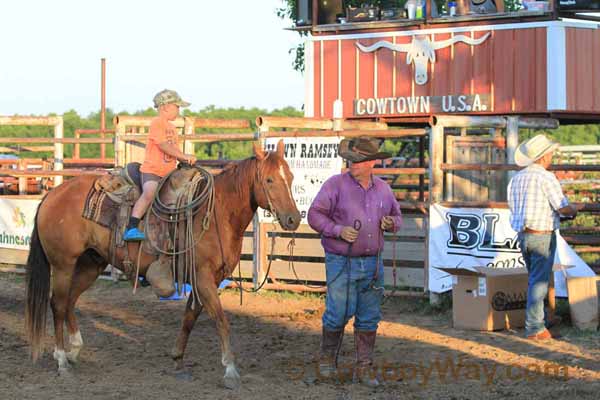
[0,273,598,400]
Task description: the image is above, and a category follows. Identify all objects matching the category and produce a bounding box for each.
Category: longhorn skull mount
[356,32,491,85]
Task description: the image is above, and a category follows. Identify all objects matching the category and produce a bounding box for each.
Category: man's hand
[380,216,394,231]
[559,203,581,218]
[340,227,359,243]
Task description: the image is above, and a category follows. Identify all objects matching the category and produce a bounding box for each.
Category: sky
[0,0,305,116]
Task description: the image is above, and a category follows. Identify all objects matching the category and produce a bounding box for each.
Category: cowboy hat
[338,137,392,163]
[514,134,560,167]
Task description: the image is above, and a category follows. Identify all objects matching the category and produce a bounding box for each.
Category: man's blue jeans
[322,252,384,332]
[517,232,556,337]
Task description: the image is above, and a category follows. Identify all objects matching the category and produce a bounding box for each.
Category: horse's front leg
[195,270,240,390]
[171,295,203,372]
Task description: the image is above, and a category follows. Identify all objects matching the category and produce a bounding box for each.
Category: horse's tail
[25,202,50,362]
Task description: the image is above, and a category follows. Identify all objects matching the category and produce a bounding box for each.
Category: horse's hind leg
[194,270,240,390]
[65,254,106,363]
[172,295,204,372]
[50,262,76,374]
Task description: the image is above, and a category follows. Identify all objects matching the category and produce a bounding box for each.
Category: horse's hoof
[223,375,241,390]
[57,367,75,380]
[174,370,193,382]
[223,367,241,390]
[66,352,80,364]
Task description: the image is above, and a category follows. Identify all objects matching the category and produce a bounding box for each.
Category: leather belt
[523,227,553,234]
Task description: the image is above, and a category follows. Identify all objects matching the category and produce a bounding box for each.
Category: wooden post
[74,131,80,160]
[54,117,64,186]
[100,58,107,160]
[506,116,519,180]
[445,135,454,202]
[253,122,270,290]
[18,160,27,195]
[184,117,195,155]
[429,124,444,203]
[419,135,425,201]
[429,123,444,305]
[114,119,126,167]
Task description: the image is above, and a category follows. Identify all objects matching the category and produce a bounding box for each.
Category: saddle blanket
[82,183,120,228]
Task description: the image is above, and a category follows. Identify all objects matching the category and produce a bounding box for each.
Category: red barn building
[298,1,600,123]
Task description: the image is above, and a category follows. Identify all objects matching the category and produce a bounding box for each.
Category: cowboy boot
[354,329,379,387]
[317,328,344,381]
[145,256,175,298]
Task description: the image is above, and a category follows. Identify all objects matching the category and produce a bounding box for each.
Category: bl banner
[428,204,595,297]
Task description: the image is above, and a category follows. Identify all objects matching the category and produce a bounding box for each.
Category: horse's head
[252,139,301,231]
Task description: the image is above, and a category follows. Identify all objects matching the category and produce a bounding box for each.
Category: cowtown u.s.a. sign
[354,32,491,117]
[354,94,490,116]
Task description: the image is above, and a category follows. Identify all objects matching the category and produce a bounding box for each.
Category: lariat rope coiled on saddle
[139,165,215,309]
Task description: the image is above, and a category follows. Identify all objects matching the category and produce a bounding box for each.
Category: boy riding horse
[123,89,197,292]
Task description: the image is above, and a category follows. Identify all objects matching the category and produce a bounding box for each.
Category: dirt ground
[1,273,598,400]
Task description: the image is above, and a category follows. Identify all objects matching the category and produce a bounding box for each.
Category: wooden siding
[313,26,551,118]
[566,27,600,112]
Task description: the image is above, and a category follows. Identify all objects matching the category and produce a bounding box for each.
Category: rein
[286,219,400,303]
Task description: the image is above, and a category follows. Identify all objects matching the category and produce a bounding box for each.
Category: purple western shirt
[307,172,402,256]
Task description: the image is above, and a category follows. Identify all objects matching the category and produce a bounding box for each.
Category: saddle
[82,163,170,268]
[83,163,212,302]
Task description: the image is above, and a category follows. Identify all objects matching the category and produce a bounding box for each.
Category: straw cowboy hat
[338,136,392,163]
[514,134,560,167]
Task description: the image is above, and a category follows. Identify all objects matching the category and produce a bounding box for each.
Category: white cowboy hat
[514,134,560,167]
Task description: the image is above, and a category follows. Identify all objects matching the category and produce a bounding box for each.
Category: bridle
[256,153,280,225]
[232,152,285,299]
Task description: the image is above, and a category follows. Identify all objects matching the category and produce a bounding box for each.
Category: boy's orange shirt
[140,117,179,177]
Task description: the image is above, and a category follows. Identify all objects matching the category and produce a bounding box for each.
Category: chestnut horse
[25,140,300,389]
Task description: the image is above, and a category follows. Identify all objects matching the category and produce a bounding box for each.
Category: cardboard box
[439,267,529,331]
[566,276,599,331]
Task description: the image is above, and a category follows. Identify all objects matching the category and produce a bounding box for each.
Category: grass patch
[383,292,452,318]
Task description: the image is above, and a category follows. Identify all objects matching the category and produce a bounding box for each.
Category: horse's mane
[215,157,258,196]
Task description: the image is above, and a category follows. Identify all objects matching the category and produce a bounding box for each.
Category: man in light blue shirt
[508,134,580,340]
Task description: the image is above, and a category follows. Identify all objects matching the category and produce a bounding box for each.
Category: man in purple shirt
[308,136,402,386]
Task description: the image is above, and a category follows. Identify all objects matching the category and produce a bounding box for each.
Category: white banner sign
[259,137,344,224]
[0,198,40,250]
[428,204,596,297]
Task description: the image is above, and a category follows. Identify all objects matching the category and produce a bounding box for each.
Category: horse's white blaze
[278,165,294,203]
